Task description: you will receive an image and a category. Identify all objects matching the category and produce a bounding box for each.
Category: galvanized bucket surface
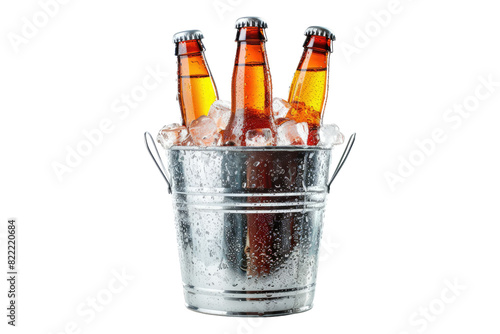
[145,133,355,317]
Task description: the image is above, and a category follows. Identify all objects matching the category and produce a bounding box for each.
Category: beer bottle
[223,17,276,146]
[286,26,335,145]
[174,30,219,126]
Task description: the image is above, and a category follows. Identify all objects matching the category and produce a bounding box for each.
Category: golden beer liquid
[178,74,218,125]
[288,68,327,125]
[286,35,331,145]
[176,39,218,125]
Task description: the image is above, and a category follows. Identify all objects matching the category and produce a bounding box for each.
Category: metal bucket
[145,133,355,317]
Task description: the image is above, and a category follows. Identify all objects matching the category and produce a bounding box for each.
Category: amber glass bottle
[223,17,276,146]
[174,30,218,126]
[286,26,335,145]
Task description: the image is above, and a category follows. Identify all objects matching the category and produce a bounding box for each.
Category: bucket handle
[144,132,172,194]
[327,133,356,193]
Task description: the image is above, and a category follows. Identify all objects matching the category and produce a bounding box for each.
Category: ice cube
[212,132,223,146]
[189,115,218,146]
[272,98,292,119]
[245,128,273,146]
[208,100,231,131]
[318,124,344,147]
[277,120,309,146]
[181,134,195,146]
[157,123,188,149]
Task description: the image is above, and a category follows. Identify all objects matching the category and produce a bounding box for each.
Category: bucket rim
[167,145,335,152]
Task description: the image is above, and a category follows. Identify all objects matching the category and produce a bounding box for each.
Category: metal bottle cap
[173,30,204,43]
[235,17,268,29]
[304,26,335,41]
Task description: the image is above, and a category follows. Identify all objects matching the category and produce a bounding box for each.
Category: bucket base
[186,304,313,317]
[183,284,316,317]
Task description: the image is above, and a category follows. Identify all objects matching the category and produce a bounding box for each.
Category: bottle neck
[234,27,268,65]
[176,40,210,77]
[175,39,205,56]
[234,42,267,65]
[297,35,331,70]
[303,35,332,53]
[235,26,267,42]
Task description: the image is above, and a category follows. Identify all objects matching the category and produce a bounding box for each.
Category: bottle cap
[304,26,335,41]
[173,30,204,43]
[235,17,268,29]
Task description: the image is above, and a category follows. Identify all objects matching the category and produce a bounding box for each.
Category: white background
[1,0,499,333]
